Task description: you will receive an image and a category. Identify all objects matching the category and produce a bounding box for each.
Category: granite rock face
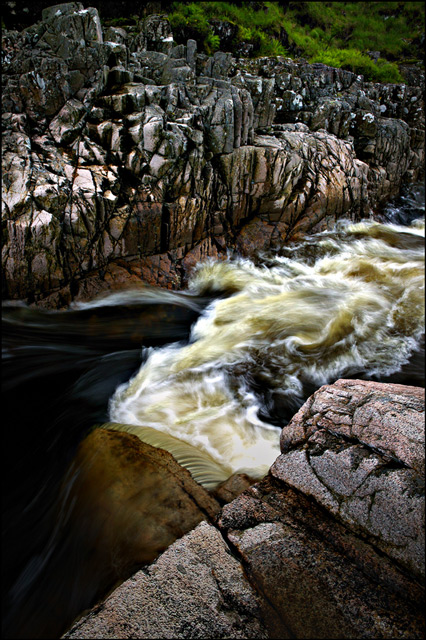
[62,521,269,639]
[2,4,425,307]
[63,380,424,639]
[276,379,425,581]
[219,380,425,639]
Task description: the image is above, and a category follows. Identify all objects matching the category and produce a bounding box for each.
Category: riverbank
[2,4,424,308]
[2,4,424,638]
[63,379,425,639]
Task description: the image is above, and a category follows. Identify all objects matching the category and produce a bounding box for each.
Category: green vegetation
[167,1,425,83]
[168,3,222,53]
[104,15,139,27]
[168,1,288,56]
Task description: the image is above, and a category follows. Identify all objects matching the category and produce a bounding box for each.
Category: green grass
[310,49,403,83]
[169,1,288,56]
[103,15,139,27]
[167,1,424,83]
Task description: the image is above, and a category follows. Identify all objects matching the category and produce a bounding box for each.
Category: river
[1,183,424,638]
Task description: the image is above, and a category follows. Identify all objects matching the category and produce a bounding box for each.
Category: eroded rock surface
[62,521,269,639]
[275,379,425,581]
[62,380,425,639]
[2,4,424,306]
[219,379,425,639]
[219,476,424,639]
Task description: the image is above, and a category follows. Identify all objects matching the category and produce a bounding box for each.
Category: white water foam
[109,218,424,487]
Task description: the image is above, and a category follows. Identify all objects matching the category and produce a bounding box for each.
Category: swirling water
[108,215,424,486]
[1,185,424,638]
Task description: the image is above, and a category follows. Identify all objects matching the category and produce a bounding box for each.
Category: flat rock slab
[62,521,269,639]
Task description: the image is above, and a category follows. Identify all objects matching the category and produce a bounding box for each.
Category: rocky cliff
[63,379,425,639]
[2,2,424,307]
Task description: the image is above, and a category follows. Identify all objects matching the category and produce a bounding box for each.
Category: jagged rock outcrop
[63,380,424,639]
[2,4,424,307]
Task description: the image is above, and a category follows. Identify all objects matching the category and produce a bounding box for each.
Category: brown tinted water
[2,201,424,638]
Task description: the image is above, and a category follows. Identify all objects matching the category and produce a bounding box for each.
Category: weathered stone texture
[218,379,424,639]
[219,478,424,639]
[276,379,425,581]
[62,521,269,639]
[2,5,424,306]
[61,380,425,639]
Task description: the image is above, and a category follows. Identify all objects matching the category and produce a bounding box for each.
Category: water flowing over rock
[2,4,424,307]
[63,380,424,639]
[2,427,221,639]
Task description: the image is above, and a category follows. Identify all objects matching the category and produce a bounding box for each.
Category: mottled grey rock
[104,26,128,45]
[1,5,424,306]
[44,4,103,44]
[275,379,425,580]
[219,129,369,250]
[49,97,87,144]
[129,15,174,59]
[213,380,425,638]
[204,50,234,79]
[62,521,269,639]
[41,2,83,22]
[219,487,424,639]
[280,379,425,474]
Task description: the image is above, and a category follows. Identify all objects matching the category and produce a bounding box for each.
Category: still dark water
[2,184,424,638]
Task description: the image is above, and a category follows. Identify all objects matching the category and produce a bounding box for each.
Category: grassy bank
[166,1,424,83]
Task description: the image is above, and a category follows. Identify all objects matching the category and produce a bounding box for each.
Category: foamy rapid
[108,218,424,487]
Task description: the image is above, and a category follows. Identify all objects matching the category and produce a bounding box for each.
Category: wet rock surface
[4,428,221,639]
[64,380,425,639]
[2,4,424,306]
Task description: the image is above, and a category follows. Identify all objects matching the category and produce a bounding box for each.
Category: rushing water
[1,184,424,638]
[108,213,425,486]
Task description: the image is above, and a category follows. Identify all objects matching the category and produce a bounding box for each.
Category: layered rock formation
[64,380,425,639]
[2,3,424,307]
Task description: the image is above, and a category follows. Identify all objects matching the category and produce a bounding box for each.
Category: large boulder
[62,521,269,639]
[277,379,425,580]
[61,380,425,639]
[4,427,221,639]
[219,379,425,638]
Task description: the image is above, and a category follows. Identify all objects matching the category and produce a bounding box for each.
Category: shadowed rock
[4,428,220,639]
